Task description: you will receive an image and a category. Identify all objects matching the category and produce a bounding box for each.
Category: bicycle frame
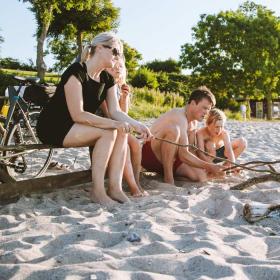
[0,85,39,159]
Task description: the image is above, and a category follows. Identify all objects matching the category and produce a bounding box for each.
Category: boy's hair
[206,108,226,125]
[188,86,216,107]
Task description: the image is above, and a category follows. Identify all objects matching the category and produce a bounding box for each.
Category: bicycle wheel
[3,110,54,181]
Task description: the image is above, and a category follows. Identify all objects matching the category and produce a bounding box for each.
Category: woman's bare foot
[90,188,117,207]
[108,189,130,203]
[131,187,144,197]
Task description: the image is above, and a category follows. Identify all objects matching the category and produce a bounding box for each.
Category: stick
[155,137,279,174]
[230,173,280,190]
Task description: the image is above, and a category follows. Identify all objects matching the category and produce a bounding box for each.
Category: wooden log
[230,173,280,190]
[0,169,91,205]
[243,202,280,223]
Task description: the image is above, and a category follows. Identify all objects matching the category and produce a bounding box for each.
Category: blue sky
[0,0,279,68]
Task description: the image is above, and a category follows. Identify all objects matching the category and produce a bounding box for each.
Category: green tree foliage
[180,1,280,119]
[145,58,181,73]
[122,41,142,77]
[20,0,109,80]
[0,57,36,71]
[130,67,158,89]
[48,0,119,56]
[0,29,4,55]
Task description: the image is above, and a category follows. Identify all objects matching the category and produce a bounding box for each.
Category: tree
[48,0,119,57]
[145,58,181,73]
[130,67,158,89]
[180,1,280,119]
[122,41,142,77]
[0,29,4,55]
[20,0,97,80]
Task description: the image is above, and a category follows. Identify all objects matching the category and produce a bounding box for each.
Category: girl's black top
[36,62,115,146]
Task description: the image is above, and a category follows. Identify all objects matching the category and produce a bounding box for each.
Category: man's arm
[178,121,223,174]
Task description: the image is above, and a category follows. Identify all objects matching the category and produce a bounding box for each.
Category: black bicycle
[0,76,54,181]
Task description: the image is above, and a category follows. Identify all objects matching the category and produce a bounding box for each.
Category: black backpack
[23,84,56,107]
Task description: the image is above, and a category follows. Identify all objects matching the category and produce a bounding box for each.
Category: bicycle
[0,76,54,181]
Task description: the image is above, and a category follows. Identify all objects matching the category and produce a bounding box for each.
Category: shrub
[129,87,185,119]
[224,109,242,121]
[130,67,158,89]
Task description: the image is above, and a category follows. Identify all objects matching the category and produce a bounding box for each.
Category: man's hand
[207,163,225,177]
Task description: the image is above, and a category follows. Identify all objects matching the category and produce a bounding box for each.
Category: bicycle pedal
[14,162,26,173]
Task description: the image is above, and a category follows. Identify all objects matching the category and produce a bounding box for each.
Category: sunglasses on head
[102,45,121,57]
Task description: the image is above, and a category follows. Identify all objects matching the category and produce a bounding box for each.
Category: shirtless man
[141,86,224,184]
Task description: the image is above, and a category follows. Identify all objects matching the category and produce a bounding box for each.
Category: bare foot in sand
[90,189,118,207]
[108,189,130,203]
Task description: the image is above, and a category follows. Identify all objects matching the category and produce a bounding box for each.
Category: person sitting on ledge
[36,32,151,206]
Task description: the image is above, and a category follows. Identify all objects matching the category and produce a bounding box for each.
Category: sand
[0,120,280,280]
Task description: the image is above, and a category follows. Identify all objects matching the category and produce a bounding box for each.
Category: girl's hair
[206,108,226,126]
[80,32,123,63]
[117,55,127,86]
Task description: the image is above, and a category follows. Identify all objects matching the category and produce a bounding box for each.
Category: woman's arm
[64,75,119,129]
[106,85,152,140]
[119,84,130,113]
[222,130,235,163]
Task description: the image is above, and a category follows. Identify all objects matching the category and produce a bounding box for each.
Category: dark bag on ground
[23,84,56,107]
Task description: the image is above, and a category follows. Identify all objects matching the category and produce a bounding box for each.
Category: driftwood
[243,202,280,223]
[230,173,280,190]
[0,169,91,205]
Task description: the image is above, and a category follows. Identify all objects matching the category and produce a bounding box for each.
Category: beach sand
[0,120,280,280]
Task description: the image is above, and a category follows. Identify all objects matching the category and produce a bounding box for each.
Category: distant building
[249,99,280,119]
[238,98,280,119]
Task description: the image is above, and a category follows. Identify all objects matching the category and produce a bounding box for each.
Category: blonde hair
[80,32,123,63]
[116,55,127,86]
[206,108,226,126]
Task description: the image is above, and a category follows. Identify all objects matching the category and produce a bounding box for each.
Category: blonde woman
[196,108,247,166]
[36,32,151,206]
[97,57,147,196]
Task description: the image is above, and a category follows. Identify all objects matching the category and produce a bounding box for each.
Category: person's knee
[102,128,117,142]
[239,137,247,151]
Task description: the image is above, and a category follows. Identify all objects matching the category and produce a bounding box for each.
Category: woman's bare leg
[123,145,144,197]
[230,137,247,159]
[63,124,117,206]
[107,131,130,203]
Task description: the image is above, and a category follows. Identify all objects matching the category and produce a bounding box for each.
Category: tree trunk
[77,31,83,57]
[36,7,53,81]
[266,93,272,120]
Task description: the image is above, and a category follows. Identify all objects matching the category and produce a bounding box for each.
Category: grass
[1,68,60,84]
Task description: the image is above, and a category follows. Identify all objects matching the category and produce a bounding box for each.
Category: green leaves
[180,1,280,116]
